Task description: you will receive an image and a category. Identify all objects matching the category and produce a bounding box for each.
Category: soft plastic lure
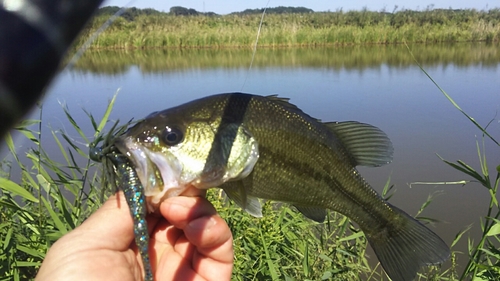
[91,145,153,281]
[109,152,153,281]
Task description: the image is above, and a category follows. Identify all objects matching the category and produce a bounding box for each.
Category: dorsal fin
[325,121,393,167]
[265,95,321,122]
[265,95,298,110]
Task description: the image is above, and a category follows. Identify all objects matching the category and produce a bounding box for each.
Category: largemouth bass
[115,92,450,281]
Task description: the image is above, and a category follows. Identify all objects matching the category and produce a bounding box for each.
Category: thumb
[70,191,135,251]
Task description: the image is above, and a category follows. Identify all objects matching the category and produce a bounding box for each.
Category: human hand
[36,191,233,281]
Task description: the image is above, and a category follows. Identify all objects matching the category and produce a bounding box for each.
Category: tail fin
[365,205,450,281]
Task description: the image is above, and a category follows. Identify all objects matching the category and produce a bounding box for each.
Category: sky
[103,0,497,14]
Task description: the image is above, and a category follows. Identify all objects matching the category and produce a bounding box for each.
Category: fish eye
[161,126,183,146]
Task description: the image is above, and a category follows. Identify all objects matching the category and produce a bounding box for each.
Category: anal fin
[294,205,326,222]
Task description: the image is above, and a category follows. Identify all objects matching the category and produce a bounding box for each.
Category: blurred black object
[0,0,104,137]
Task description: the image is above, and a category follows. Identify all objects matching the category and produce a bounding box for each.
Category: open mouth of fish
[114,137,184,212]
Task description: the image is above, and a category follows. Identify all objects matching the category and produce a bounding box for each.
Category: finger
[158,196,217,229]
[185,214,234,280]
[158,196,233,280]
[153,196,217,257]
[158,197,233,254]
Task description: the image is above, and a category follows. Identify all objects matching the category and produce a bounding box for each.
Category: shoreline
[75,10,500,49]
[74,39,498,51]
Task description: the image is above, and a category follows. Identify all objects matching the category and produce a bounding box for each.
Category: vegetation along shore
[75,6,500,49]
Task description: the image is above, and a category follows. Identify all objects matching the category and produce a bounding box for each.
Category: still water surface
[34,43,500,258]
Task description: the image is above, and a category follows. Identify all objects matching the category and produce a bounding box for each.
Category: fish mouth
[114,137,183,212]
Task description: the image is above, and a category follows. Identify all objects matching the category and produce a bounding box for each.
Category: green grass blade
[259,226,280,281]
[12,261,42,267]
[477,139,489,178]
[439,157,485,184]
[15,245,45,259]
[485,221,500,237]
[16,128,39,144]
[339,231,364,242]
[302,242,309,277]
[2,227,13,251]
[56,188,76,230]
[381,175,394,200]
[50,130,71,167]
[40,197,68,235]
[83,108,99,131]
[5,132,20,164]
[95,92,118,136]
[0,178,38,203]
[452,224,472,247]
[62,103,89,143]
[60,131,86,158]
[416,191,443,217]
[488,189,498,207]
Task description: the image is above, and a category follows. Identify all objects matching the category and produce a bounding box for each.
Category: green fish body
[115,93,450,281]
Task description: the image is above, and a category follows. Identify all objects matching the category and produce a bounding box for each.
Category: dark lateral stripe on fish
[257,146,339,195]
[202,93,252,174]
[258,145,388,221]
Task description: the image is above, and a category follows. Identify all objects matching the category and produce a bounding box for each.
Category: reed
[0,102,111,279]
[74,9,500,49]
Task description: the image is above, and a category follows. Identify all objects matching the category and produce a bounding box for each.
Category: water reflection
[71,42,500,75]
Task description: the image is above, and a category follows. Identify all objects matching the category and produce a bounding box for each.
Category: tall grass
[0,100,115,280]
[74,8,500,49]
[208,192,373,280]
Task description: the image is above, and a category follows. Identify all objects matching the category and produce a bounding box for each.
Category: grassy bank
[75,8,500,49]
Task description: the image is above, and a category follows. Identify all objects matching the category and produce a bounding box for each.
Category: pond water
[12,43,500,261]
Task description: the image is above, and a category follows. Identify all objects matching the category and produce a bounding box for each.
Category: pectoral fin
[294,205,326,222]
[222,181,263,217]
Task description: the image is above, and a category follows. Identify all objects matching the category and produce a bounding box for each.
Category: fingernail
[188,216,216,231]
